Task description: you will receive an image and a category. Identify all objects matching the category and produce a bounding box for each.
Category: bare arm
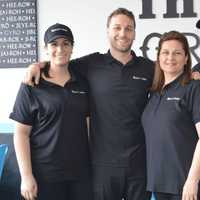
[14,122,37,200]
[182,122,200,200]
[23,62,46,86]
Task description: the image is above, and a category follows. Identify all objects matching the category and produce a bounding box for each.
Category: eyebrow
[112,24,134,28]
[112,24,120,26]
[161,48,184,51]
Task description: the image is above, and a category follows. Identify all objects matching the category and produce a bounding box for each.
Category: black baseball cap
[196,19,200,29]
[44,23,74,45]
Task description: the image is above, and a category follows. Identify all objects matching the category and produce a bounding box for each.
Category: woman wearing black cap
[10,24,92,200]
[142,31,200,200]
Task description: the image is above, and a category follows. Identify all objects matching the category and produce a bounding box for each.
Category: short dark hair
[107,8,136,29]
[151,31,192,92]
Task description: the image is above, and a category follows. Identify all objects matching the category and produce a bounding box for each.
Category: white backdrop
[0,0,200,131]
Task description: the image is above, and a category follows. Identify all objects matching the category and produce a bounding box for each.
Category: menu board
[0,0,38,68]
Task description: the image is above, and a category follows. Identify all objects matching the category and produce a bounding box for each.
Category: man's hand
[23,62,45,86]
[192,71,200,80]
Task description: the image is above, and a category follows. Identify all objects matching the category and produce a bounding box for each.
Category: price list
[0,0,38,68]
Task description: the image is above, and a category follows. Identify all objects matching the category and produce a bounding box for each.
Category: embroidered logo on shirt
[71,90,86,94]
[132,75,147,81]
[166,97,180,101]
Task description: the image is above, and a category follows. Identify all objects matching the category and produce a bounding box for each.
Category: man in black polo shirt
[25,8,154,200]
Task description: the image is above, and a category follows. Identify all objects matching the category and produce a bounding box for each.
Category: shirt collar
[163,73,184,90]
[40,64,77,87]
[104,50,137,65]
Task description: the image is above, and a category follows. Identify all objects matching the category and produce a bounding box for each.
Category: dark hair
[151,31,192,92]
[41,62,51,78]
[107,8,136,29]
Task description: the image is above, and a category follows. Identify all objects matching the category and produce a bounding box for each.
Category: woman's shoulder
[187,79,200,88]
[183,80,200,97]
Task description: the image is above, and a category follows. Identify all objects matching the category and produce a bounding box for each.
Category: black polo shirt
[10,70,90,182]
[70,51,154,170]
[142,75,200,194]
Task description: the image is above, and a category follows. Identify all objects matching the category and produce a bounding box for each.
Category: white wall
[0,0,200,130]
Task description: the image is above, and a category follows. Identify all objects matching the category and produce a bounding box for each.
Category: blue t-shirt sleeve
[9,83,35,125]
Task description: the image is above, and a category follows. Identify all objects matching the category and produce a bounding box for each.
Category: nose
[119,29,126,37]
[167,53,175,60]
[57,45,64,52]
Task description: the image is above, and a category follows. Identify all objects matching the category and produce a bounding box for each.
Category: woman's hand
[182,178,199,200]
[21,174,38,200]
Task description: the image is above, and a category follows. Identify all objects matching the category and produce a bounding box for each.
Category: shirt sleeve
[70,56,90,78]
[9,83,36,125]
[187,81,200,124]
[70,52,100,78]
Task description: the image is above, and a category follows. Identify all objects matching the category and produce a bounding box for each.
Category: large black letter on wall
[164,0,196,18]
[181,0,196,17]
[139,0,156,19]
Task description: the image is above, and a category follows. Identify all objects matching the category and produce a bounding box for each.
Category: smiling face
[107,14,135,54]
[159,39,188,78]
[45,37,73,67]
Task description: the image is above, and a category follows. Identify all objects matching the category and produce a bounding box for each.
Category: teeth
[118,40,128,44]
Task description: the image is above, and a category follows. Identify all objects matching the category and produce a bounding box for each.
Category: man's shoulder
[70,52,103,65]
[135,56,155,74]
[136,56,154,66]
[69,52,105,76]
[133,56,155,82]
